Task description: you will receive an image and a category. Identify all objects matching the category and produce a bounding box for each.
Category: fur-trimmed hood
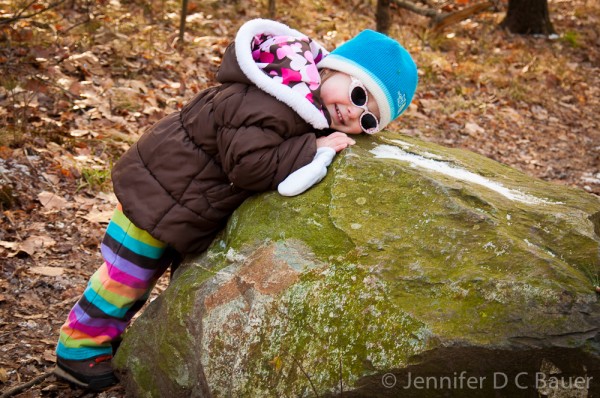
[217,19,330,130]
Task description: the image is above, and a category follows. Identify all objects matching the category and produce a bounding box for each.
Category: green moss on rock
[236,262,430,396]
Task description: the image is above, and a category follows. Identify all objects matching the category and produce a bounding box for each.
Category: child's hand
[316,132,356,153]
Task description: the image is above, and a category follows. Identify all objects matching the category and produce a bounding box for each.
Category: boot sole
[54,365,118,391]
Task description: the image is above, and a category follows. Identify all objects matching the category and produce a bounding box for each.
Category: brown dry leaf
[419,99,439,115]
[125,79,149,93]
[40,338,56,346]
[0,240,18,251]
[82,207,114,224]
[500,107,523,124]
[70,129,93,137]
[43,350,56,363]
[18,235,56,257]
[64,51,104,75]
[28,266,64,277]
[41,172,60,185]
[96,191,118,205]
[37,191,68,210]
[0,367,8,383]
[14,313,47,319]
[73,195,98,209]
[531,105,548,121]
[465,122,485,136]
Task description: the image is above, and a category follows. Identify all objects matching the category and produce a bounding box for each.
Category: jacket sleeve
[215,86,318,191]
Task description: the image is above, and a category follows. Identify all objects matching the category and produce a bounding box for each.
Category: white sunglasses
[349,76,380,134]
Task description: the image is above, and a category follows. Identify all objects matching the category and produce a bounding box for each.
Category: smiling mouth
[335,105,345,125]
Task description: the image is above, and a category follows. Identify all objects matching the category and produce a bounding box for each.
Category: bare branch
[11,0,39,20]
[432,1,493,30]
[0,0,69,25]
[392,0,440,18]
[392,0,494,30]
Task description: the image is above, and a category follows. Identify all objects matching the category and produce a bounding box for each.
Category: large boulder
[114,131,600,397]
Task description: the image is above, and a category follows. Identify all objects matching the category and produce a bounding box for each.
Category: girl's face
[320,72,380,135]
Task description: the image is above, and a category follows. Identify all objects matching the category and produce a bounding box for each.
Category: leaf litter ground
[0,0,599,396]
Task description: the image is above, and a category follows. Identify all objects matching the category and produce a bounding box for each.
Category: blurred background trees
[374,0,555,35]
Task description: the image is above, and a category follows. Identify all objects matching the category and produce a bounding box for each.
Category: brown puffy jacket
[111,33,323,254]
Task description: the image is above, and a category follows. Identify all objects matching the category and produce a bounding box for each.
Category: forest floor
[0,0,599,396]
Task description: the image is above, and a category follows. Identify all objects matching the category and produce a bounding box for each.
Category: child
[54,18,417,390]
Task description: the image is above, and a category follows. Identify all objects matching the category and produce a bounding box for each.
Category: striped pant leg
[56,205,173,360]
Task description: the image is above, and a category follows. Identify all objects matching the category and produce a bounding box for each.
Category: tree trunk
[500,0,555,35]
[376,0,391,34]
[268,0,276,18]
[179,0,188,44]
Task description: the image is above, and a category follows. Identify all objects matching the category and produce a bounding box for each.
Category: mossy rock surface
[114,131,600,397]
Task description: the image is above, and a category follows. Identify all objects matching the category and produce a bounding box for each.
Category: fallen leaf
[43,350,56,363]
[41,172,61,185]
[14,313,47,319]
[465,122,485,136]
[269,356,283,373]
[37,191,68,210]
[126,79,149,93]
[40,338,56,346]
[0,368,8,383]
[0,240,18,250]
[41,384,60,392]
[29,266,64,277]
[419,99,439,114]
[96,191,118,204]
[18,235,57,257]
[70,129,92,137]
[82,208,114,224]
[531,105,548,121]
[500,107,522,124]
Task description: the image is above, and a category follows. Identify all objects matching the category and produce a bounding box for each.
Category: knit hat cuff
[318,54,393,128]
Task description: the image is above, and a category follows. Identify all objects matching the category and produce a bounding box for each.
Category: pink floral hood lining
[234,19,330,130]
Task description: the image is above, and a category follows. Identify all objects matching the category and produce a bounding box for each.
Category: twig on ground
[0,371,54,398]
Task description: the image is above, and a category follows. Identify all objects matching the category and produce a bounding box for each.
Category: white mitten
[278,147,336,196]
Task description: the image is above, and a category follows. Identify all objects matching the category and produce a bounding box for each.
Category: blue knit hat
[318,30,418,130]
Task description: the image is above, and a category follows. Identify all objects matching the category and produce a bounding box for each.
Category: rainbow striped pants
[56,205,178,360]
